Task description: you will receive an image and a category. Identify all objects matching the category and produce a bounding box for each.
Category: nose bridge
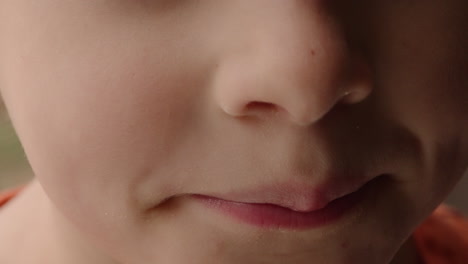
[213,1,369,126]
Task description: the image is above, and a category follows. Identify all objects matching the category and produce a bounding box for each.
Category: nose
[212,1,373,126]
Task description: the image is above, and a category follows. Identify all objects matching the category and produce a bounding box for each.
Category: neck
[390,237,423,264]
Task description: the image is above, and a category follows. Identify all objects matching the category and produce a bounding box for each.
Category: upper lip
[194,175,375,212]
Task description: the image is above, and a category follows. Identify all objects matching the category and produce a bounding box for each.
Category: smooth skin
[0,1,467,263]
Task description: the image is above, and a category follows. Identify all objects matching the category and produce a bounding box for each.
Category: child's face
[1,1,467,263]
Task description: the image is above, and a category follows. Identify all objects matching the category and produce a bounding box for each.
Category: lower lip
[192,185,366,230]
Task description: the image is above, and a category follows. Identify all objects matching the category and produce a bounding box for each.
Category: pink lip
[192,178,374,229]
[200,176,370,212]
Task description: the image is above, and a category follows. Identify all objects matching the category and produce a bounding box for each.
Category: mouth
[191,176,381,230]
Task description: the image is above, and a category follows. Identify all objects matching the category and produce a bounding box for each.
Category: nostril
[246,101,281,114]
[246,101,274,109]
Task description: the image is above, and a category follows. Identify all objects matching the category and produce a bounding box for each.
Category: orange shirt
[0,185,24,207]
[1,185,467,263]
[413,205,468,264]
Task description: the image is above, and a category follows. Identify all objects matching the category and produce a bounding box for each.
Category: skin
[0,0,467,263]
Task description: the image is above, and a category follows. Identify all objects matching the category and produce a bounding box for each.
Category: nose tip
[215,54,373,126]
[211,1,373,126]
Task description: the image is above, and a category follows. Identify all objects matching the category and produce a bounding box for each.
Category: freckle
[341,241,349,249]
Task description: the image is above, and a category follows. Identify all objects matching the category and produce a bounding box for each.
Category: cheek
[366,0,468,186]
[5,48,206,263]
[1,0,201,187]
[0,5,214,259]
[2,20,205,246]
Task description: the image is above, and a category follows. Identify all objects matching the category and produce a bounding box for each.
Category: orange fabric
[413,205,468,264]
[1,186,467,263]
[0,185,24,207]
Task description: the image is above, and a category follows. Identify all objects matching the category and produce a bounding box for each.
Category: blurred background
[1,97,467,213]
[0,99,34,189]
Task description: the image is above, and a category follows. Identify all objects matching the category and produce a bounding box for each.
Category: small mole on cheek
[340,241,349,249]
[310,49,316,56]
